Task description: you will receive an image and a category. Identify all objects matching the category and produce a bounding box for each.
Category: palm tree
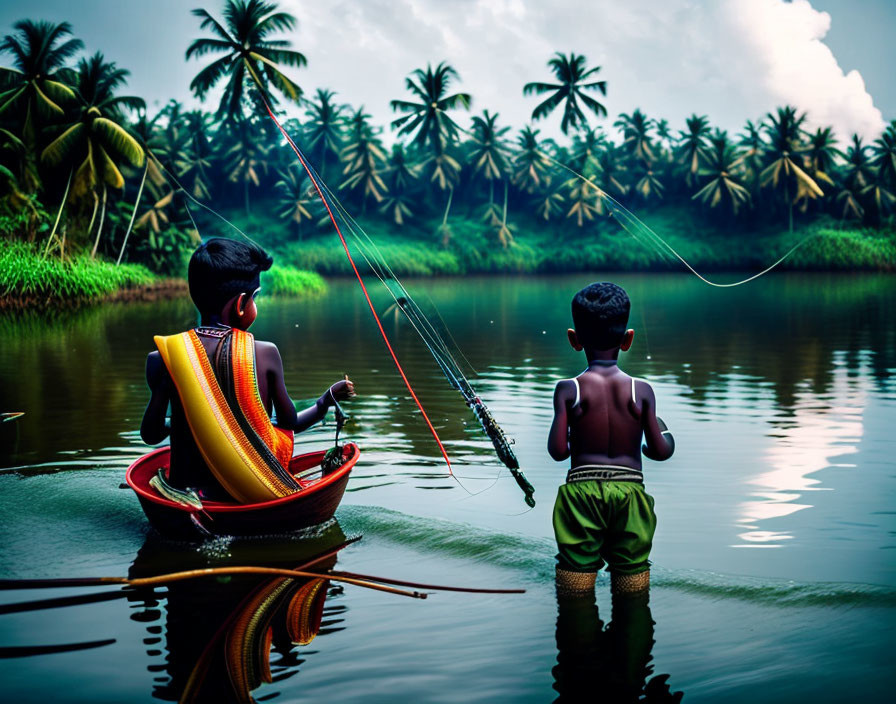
[615,109,656,164]
[594,146,628,199]
[835,135,872,221]
[735,119,765,187]
[71,52,145,118]
[339,107,388,211]
[41,54,145,257]
[274,164,313,238]
[186,0,306,121]
[805,127,839,188]
[759,106,823,232]
[632,163,664,202]
[223,118,268,214]
[677,114,711,187]
[523,53,607,135]
[511,126,552,194]
[871,120,896,191]
[692,131,751,217]
[136,189,175,233]
[0,124,39,194]
[469,110,510,182]
[304,88,345,180]
[532,185,565,221]
[390,61,471,186]
[565,174,602,226]
[655,118,673,156]
[569,126,605,176]
[468,110,510,224]
[0,20,82,144]
[379,143,419,226]
[391,61,470,238]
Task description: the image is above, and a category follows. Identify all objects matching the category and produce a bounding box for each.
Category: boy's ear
[567,328,583,351]
[620,328,635,352]
[236,292,247,317]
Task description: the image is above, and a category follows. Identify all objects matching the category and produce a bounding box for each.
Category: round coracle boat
[126,443,359,539]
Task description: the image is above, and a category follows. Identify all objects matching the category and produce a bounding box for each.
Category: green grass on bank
[0,242,327,308]
[1,242,157,302]
[261,264,327,297]
[259,206,896,277]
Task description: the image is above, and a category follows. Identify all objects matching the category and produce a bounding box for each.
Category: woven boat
[126,443,359,539]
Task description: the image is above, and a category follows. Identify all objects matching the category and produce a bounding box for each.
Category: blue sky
[1,0,892,143]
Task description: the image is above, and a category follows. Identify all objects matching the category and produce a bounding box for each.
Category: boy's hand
[329,377,356,402]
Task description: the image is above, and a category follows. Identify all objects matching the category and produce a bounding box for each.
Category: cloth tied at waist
[566,465,644,484]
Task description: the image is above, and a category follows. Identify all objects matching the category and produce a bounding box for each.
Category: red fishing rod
[255,90,453,475]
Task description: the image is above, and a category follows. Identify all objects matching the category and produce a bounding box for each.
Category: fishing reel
[321,399,349,475]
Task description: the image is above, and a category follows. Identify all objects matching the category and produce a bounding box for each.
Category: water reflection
[553,589,682,703]
[127,522,348,703]
[734,352,871,548]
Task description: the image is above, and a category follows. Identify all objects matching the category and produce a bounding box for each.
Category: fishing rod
[291,148,536,505]
[243,79,537,506]
[307,145,536,504]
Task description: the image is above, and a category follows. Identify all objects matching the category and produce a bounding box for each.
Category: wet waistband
[566,464,644,484]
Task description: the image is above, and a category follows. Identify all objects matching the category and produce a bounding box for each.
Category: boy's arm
[141,352,171,445]
[637,380,675,461]
[262,343,353,433]
[547,379,576,461]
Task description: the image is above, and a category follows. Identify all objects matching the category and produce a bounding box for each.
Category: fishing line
[544,154,813,287]
[256,92,457,480]
[313,173,478,381]
[296,153,480,403]
[455,122,812,287]
[258,105,533,503]
[637,296,653,361]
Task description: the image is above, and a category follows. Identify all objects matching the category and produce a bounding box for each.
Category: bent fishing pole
[246,76,535,506]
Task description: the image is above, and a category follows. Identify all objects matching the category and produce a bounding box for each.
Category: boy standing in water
[141,238,354,500]
[548,282,674,595]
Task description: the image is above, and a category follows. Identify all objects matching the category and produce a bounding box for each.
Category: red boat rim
[126,443,359,513]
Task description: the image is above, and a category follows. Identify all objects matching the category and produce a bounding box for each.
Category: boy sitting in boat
[548,282,674,596]
[140,237,354,503]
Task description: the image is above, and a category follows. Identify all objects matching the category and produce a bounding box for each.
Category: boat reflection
[127,521,349,703]
[553,589,682,703]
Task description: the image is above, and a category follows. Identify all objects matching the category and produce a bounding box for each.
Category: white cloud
[244,1,889,143]
[4,1,883,144]
[721,0,884,140]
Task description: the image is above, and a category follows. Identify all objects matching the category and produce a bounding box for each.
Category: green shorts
[553,480,657,575]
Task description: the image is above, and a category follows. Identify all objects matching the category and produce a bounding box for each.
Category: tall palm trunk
[439,187,454,247]
[44,168,73,257]
[117,161,149,265]
[91,185,108,258]
[786,179,793,233]
[86,190,100,250]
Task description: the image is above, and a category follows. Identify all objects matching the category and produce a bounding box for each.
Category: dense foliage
[0,0,894,282]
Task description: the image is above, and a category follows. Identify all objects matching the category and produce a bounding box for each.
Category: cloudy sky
[1,0,893,143]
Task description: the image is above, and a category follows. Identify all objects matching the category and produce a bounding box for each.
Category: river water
[0,273,894,702]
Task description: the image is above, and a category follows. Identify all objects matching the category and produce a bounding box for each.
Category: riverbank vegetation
[0,241,157,308]
[1,0,894,307]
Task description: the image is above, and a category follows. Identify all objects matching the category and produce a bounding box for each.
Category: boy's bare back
[548,366,672,470]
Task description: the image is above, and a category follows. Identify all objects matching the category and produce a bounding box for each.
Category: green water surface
[0,273,894,702]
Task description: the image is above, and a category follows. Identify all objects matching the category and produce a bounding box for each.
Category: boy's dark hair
[188,238,273,316]
[571,282,631,351]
